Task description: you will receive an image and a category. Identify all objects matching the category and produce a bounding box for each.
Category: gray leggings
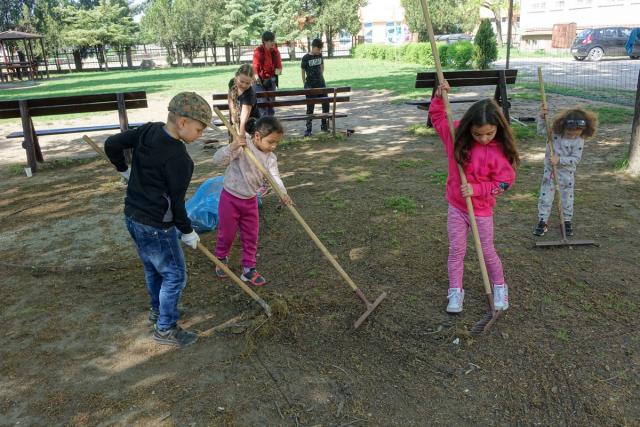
[537,166,575,222]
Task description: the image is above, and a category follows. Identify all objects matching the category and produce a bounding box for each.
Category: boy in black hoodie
[105,92,212,348]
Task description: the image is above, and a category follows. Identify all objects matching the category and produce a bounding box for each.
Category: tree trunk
[203,38,208,66]
[72,49,83,71]
[213,42,217,65]
[225,43,231,64]
[125,46,133,68]
[628,71,640,175]
[102,46,109,71]
[176,46,183,66]
[55,49,61,72]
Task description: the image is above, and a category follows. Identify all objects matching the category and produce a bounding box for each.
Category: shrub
[448,41,474,69]
[474,19,498,69]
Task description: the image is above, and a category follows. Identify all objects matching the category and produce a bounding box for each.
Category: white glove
[119,168,131,181]
[180,230,200,249]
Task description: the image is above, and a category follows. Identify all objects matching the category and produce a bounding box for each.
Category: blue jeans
[125,216,187,331]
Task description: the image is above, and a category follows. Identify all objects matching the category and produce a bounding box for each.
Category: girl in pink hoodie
[429,81,520,314]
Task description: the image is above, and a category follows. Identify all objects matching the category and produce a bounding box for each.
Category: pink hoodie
[429,97,516,217]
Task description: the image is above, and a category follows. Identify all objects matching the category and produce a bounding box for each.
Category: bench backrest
[0,91,148,119]
[415,70,517,88]
[212,86,351,110]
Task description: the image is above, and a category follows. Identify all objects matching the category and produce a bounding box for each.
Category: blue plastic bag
[186,176,224,233]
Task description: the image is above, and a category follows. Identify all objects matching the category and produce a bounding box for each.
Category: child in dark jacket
[105,91,212,348]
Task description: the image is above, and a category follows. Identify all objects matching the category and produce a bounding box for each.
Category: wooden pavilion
[0,30,50,83]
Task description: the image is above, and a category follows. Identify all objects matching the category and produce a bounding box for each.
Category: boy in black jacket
[105,92,212,348]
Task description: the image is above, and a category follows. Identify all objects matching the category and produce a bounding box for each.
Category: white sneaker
[493,284,509,311]
[446,288,464,313]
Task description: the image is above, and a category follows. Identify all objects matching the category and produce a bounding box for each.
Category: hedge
[353,41,474,69]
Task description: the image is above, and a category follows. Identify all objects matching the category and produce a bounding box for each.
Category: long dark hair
[454,99,520,167]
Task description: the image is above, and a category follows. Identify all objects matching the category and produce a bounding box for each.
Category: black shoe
[564,221,573,236]
[153,325,198,347]
[148,307,186,325]
[533,220,548,236]
[304,129,312,137]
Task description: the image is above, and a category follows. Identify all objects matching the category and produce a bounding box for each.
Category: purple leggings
[447,205,505,289]
[215,189,259,268]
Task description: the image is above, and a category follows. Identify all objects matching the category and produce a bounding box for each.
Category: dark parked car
[571,27,640,61]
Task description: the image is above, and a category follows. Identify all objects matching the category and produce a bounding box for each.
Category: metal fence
[499,51,639,106]
[42,41,354,73]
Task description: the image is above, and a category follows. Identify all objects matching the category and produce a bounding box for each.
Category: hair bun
[245,117,257,134]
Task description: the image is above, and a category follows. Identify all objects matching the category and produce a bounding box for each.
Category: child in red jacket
[429,81,520,314]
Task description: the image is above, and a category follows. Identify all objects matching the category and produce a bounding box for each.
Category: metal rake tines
[471,310,502,335]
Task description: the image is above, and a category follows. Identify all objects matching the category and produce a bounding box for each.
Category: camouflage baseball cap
[168,92,213,128]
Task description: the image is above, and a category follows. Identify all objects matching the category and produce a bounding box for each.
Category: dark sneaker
[564,221,573,237]
[215,257,229,278]
[304,129,312,137]
[148,307,186,325]
[153,325,198,347]
[533,220,548,236]
[240,268,267,286]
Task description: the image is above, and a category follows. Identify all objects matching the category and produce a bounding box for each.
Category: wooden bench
[407,69,517,126]
[212,87,351,137]
[1,91,147,172]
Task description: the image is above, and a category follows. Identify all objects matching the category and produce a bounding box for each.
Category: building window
[531,2,546,11]
[551,0,565,9]
[364,23,372,43]
[571,0,593,8]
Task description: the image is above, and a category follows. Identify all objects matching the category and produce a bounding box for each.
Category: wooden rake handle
[537,67,568,240]
[419,0,493,300]
[212,107,361,294]
[82,135,271,316]
[197,242,271,317]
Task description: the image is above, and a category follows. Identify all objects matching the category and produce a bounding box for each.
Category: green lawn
[0,58,425,102]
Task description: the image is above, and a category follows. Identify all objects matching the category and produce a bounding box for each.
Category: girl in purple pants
[212,116,292,285]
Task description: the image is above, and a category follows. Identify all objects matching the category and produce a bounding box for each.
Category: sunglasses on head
[565,119,587,129]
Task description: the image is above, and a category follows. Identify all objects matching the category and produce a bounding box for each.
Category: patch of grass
[429,172,448,185]
[324,195,347,210]
[347,171,372,182]
[614,154,630,171]
[396,159,425,169]
[7,164,24,176]
[384,195,417,213]
[591,106,634,125]
[407,124,435,136]
[555,329,570,341]
[517,82,635,107]
[512,90,541,102]
[513,124,539,141]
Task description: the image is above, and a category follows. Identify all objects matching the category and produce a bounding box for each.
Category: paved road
[496,56,640,94]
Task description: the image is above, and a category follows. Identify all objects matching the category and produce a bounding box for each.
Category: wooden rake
[81,135,272,318]
[418,0,501,334]
[535,68,597,248]
[212,108,387,329]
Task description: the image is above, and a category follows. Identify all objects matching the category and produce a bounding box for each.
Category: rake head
[353,289,387,329]
[535,238,598,248]
[470,294,502,335]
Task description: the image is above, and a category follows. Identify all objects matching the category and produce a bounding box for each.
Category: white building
[358,0,413,44]
[520,0,640,50]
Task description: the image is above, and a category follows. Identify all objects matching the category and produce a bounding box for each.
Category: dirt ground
[1,89,639,426]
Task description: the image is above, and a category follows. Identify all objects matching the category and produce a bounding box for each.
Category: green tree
[473,18,497,69]
[141,0,177,64]
[60,0,137,71]
[401,0,478,40]
[201,0,225,64]
[314,0,365,56]
[221,0,260,63]
[172,0,205,65]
